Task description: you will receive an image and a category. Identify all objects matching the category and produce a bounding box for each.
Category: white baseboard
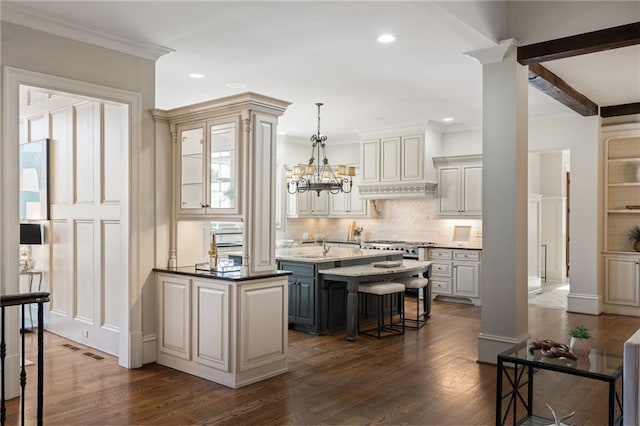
[143,334,157,364]
[567,292,602,315]
[477,332,530,364]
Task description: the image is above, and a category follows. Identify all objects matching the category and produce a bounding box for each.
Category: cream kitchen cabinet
[604,254,640,309]
[360,134,425,183]
[287,189,329,218]
[433,155,482,217]
[428,247,481,305]
[156,271,289,388]
[329,169,368,217]
[153,92,290,274]
[177,119,240,217]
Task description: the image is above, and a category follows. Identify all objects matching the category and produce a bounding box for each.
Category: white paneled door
[21,88,126,356]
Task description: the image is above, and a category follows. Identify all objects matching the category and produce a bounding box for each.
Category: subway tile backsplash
[279,198,482,245]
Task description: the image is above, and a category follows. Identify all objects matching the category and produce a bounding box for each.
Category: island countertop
[275,246,404,263]
[153,266,291,281]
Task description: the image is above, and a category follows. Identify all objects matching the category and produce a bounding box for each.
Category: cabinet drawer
[429,249,452,260]
[453,250,480,261]
[431,278,452,295]
[431,262,452,277]
[278,262,315,277]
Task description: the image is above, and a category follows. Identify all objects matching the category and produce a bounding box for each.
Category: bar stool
[396,276,429,329]
[358,281,405,338]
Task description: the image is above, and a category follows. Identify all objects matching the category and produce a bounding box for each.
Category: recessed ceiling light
[226,82,247,89]
[189,73,205,79]
[442,117,454,122]
[377,34,396,44]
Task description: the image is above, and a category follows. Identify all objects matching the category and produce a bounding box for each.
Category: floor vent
[83,351,104,361]
[61,343,81,352]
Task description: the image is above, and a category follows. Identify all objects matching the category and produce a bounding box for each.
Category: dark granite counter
[153,266,291,282]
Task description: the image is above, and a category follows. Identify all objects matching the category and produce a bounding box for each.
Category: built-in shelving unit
[602,123,640,317]
[605,136,640,252]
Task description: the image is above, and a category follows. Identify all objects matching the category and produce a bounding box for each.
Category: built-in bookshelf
[605,135,640,252]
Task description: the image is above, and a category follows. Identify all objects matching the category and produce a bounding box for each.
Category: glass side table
[496,339,623,426]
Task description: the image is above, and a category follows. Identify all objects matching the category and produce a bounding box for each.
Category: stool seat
[357,281,405,339]
[359,282,406,295]
[395,276,428,289]
[396,276,430,330]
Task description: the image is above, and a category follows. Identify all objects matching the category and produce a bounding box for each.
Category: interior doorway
[528,150,571,310]
[19,84,128,356]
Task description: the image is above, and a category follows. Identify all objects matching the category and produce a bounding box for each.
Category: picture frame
[19,138,50,220]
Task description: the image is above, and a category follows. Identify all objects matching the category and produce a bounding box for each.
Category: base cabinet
[157,273,288,388]
[604,254,640,315]
[428,248,481,305]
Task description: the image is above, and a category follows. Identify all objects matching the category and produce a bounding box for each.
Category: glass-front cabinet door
[177,119,240,217]
[209,122,237,211]
[180,126,205,210]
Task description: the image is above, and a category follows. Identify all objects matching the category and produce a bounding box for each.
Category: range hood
[358,182,437,199]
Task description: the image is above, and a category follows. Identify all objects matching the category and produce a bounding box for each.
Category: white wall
[529,113,601,312]
[1,22,158,364]
[528,152,541,194]
[442,129,482,157]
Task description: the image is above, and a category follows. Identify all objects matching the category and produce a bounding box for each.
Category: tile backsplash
[279,198,482,245]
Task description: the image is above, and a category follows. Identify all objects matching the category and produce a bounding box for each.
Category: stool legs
[405,287,428,329]
[358,292,405,339]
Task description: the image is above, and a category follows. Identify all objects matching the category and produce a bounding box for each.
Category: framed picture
[19,138,50,220]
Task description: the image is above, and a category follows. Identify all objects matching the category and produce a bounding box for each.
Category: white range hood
[358,182,437,199]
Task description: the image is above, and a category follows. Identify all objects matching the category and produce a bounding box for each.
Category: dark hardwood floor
[8,299,639,425]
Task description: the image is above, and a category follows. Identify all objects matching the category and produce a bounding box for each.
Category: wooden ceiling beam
[600,102,640,117]
[518,22,640,65]
[528,63,598,116]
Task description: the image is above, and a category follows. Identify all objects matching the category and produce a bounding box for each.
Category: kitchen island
[153,266,291,388]
[275,246,406,335]
[319,260,433,341]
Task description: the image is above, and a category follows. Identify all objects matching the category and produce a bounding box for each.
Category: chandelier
[286,103,354,196]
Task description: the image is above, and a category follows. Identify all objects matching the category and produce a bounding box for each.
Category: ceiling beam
[518,22,640,65]
[600,102,640,117]
[528,63,598,116]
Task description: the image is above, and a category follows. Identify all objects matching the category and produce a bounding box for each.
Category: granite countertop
[153,266,291,282]
[276,246,404,263]
[319,260,432,277]
[420,243,482,250]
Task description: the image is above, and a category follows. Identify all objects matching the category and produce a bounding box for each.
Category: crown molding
[1,2,174,61]
[463,38,519,65]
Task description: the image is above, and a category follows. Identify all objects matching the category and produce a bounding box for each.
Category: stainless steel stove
[361,240,436,259]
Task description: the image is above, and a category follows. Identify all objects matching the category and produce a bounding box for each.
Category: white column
[466,39,530,363]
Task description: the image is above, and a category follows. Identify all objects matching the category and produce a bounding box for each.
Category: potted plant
[628,225,640,252]
[568,325,591,356]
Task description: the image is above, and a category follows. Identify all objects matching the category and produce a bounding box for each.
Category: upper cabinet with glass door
[177,118,240,218]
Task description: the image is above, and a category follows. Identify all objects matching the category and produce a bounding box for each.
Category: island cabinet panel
[239,283,287,372]
[193,280,229,372]
[158,275,191,360]
[280,261,317,332]
[156,272,289,388]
